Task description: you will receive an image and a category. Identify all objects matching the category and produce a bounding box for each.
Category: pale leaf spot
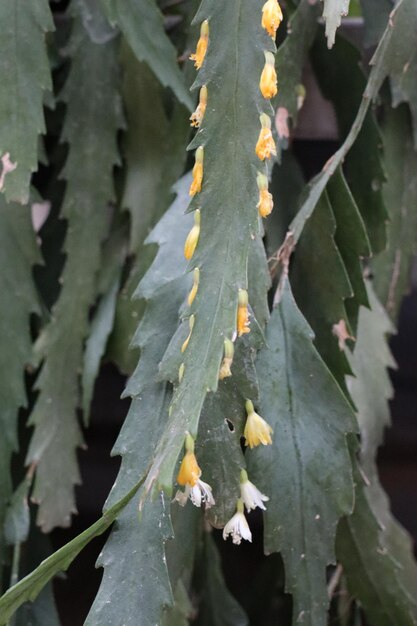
[275,107,290,139]
[0,152,17,190]
[332,319,355,351]
[31,200,51,232]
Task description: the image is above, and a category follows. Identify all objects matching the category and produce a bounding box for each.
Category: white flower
[174,479,215,509]
[222,500,252,545]
[240,469,269,512]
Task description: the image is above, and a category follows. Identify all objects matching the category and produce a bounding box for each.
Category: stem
[7,544,21,626]
[327,563,343,599]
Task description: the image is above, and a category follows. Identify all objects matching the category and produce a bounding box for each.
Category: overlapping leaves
[27,3,123,532]
[248,282,356,626]
[142,0,271,497]
[0,0,53,203]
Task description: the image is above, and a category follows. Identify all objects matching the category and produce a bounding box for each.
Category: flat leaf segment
[144,0,272,494]
[26,7,123,532]
[0,0,53,203]
[248,283,356,626]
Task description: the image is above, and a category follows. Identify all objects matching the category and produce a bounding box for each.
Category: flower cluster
[174,8,279,546]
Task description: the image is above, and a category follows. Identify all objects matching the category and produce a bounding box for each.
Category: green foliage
[99,0,193,110]
[0,0,54,203]
[248,283,356,626]
[1,0,417,624]
[26,4,123,532]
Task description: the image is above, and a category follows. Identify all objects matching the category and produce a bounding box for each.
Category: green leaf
[197,339,257,528]
[372,106,417,320]
[290,192,353,388]
[367,0,417,148]
[142,0,271,498]
[247,282,356,626]
[4,479,31,547]
[274,0,320,150]
[0,475,148,625]
[120,47,170,251]
[337,458,417,626]
[81,274,121,421]
[345,283,395,478]
[99,0,193,110]
[327,168,371,331]
[0,197,40,570]
[87,176,198,625]
[322,0,350,49]
[123,174,192,397]
[26,5,123,532]
[286,0,412,250]
[311,32,387,254]
[195,534,249,626]
[338,287,417,625]
[0,0,54,203]
[359,0,392,47]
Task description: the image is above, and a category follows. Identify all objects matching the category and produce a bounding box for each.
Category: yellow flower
[177,433,201,487]
[219,338,234,380]
[190,85,208,128]
[181,315,195,353]
[255,114,277,161]
[257,172,274,217]
[237,289,250,337]
[175,433,215,508]
[190,20,209,69]
[260,51,278,99]
[262,0,283,38]
[244,400,273,448]
[184,210,201,260]
[190,146,204,196]
[188,268,200,306]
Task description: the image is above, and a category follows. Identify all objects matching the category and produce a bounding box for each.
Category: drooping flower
[243,399,273,448]
[190,20,209,69]
[261,0,283,38]
[240,469,269,512]
[260,51,278,99]
[190,146,204,196]
[219,338,234,380]
[175,433,215,509]
[190,85,208,128]
[255,114,277,161]
[175,480,215,508]
[181,314,195,353]
[237,289,250,337]
[223,499,252,545]
[177,433,201,486]
[188,267,200,306]
[256,172,274,217]
[184,210,201,260]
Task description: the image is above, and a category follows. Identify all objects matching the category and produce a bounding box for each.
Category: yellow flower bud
[219,338,234,380]
[184,210,201,260]
[190,20,209,69]
[261,0,283,38]
[237,289,250,337]
[178,363,185,382]
[188,267,200,306]
[260,51,278,99]
[189,146,204,196]
[255,114,277,161]
[244,400,273,448]
[256,172,273,218]
[181,314,195,353]
[177,433,202,487]
[190,85,208,128]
